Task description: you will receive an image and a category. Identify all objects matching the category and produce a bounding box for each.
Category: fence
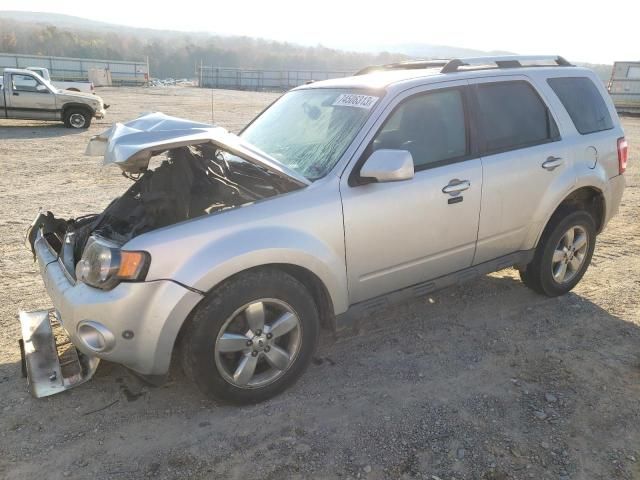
[0,52,148,86]
[198,66,352,91]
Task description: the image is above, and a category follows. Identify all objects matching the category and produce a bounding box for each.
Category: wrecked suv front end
[21,113,307,397]
[24,228,202,395]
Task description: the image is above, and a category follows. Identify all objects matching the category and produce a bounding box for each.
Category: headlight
[75,236,150,290]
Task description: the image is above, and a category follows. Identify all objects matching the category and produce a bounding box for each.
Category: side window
[628,66,640,79]
[12,74,42,93]
[372,89,467,169]
[475,81,559,154]
[547,77,614,135]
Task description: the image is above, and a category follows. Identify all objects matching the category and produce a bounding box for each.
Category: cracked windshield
[241,89,380,179]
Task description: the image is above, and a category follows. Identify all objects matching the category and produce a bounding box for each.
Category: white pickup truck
[0,68,106,128]
[26,67,95,94]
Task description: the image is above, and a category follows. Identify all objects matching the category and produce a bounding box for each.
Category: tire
[63,108,92,129]
[520,210,596,296]
[180,269,320,404]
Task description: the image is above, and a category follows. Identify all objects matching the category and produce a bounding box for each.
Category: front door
[7,73,58,120]
[340,82,483,304]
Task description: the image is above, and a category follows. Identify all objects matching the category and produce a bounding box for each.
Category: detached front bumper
[21,231,202,392]
[19,309,99,398]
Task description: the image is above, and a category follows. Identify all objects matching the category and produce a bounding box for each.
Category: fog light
[77,321,115,352]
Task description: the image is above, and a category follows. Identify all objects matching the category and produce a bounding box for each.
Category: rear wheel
[520,210,596,296]
[64,108,92,129]
[180,269,320,404]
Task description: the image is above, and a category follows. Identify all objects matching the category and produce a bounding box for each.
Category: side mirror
[359,149,415,183]
[36,84,48,93]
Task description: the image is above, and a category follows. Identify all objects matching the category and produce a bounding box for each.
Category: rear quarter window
[547,77,614,135]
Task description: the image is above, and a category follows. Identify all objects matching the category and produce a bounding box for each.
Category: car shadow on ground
[1,273,638,408]
[0,123,86,139]
[1,274,639,479]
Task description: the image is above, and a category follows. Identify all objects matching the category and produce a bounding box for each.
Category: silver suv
[21,55,627,404]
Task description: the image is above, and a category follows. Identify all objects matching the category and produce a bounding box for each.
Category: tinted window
[547,77,614,135]
[475,81,559,154]
[372,89,467,169]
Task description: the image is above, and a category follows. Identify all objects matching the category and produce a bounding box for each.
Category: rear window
[475,80,560,154]
[547,77,614,135]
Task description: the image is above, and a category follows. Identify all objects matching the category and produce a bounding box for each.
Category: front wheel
[63,108,92,129]
[180,269,320,404]
[520,210,596,296]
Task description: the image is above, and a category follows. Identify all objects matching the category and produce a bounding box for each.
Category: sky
[3,0,639,64]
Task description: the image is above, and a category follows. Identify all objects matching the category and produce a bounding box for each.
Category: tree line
[0,18,406,78]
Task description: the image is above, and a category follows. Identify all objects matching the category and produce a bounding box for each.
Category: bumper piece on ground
[19,309,99,398]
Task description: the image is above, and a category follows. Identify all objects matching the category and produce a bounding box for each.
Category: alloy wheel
[214,299,302,388]
[551,225,589,284]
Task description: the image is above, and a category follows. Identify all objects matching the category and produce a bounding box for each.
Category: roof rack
[355,60,450,76]
[440,55,573,73]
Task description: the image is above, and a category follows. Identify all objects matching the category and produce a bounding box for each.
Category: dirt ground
[0,87,638,480]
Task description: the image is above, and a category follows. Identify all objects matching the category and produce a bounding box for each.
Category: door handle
[442,179,471,195]
[542,156,563,171]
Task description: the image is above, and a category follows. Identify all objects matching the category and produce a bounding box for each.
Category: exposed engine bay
[28,144,300,275]
[27,112,308,280]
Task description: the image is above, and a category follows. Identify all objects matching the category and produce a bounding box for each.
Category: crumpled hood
[85,112,309,186]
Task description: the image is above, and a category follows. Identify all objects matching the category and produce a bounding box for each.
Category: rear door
[468,76,570,264]
[340,80,483,304]
[7,73,58,120]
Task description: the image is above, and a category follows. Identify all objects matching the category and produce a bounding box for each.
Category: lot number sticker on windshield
[333,94,379,109]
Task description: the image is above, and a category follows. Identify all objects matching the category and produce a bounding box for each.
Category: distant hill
[338,41,516,59]
[0,11,116,30]
[0,11,515,59]
[0,11,409,77]
[0,11,214,39]
[0,11,612,82]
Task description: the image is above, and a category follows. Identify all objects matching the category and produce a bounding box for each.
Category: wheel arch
[189,263,335,330]
[172,263,337,376]
[268,263,336,331]
[61,102,95,119]
[536,185,606,247]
